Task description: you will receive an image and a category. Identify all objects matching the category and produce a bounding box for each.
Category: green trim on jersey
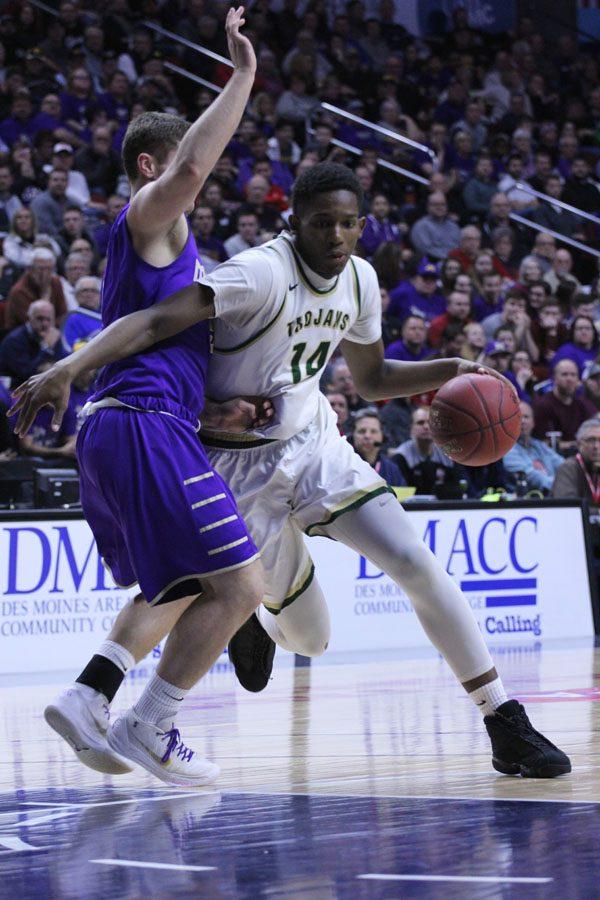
[202,432,277,450]
[304,484,395,536]
[263,562,315,616]
[349,257,361,316]
[281,235,340,297]
[213,294,287,354]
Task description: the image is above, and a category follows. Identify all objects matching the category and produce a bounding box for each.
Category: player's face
[292,190,365,278]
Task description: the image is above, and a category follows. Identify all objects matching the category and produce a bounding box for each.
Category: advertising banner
[309,504,594,653]
[390,0,516,36]
[0,503,595,673]
[0,518,139,674]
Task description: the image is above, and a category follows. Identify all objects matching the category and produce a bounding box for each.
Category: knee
[294,634,329,657]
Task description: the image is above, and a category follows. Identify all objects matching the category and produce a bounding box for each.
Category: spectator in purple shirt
[17,393,78,464]
[191,204,227,268]
[92,193,127,258]
[551,315,599,377]
[59,67,96,139]
[0,89,38,147]
[359,192,404,258]
[472,271,505,321]
[385,314,431,362]
[387,260,446,324]
[236,133,294,194]
[97,70,131,129]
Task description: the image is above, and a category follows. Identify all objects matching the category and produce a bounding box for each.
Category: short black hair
[236,205,258,224]
[292,163,363,217]
[122,111,190,182]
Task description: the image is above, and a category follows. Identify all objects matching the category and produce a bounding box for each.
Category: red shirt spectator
[6,248,66,329]
[428,290,472,349]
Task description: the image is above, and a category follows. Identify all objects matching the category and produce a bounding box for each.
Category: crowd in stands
[1,0,600,510]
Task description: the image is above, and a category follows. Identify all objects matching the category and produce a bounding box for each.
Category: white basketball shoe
[107,710,220,787]
[44,683,134,774]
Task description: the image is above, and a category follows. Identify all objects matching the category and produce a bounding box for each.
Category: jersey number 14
[290,341,331,384]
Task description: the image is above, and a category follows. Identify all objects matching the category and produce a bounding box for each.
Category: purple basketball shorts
[77,407,259,605]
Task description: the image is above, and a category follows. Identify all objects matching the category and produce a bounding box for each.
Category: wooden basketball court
[1,640,598,897]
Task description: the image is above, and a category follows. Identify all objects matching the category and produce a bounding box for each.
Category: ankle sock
[469,677,508,717]
[76,640,135,703]
[133,673,189,727]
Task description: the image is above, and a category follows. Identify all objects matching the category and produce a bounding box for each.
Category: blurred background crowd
[1,0,600,510]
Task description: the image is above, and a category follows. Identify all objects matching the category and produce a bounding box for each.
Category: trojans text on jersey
[286,308,350,338]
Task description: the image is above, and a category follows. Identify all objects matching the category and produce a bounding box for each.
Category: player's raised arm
[127,7,256,236]
[9,282,214,436]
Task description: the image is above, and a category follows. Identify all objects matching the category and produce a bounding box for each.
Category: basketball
[429,373,521,466]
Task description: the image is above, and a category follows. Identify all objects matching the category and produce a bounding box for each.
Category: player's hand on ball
[456,359,513,390]
[226,6,256,74]
[8,365,72,437]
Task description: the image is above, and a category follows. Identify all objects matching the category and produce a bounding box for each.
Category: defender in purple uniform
[20,8,264,787]
[82,204,258,605]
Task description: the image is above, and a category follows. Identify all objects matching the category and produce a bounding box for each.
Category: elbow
[145,309,164,347]
[356,381,380,402]
[173,159,206,186]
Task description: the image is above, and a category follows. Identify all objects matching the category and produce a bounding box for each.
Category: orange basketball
[429,373,521,465]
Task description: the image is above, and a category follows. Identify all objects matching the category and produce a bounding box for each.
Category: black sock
[76,655,125,703]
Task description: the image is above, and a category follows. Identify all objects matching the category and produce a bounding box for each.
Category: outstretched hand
[225,6,256,74]
[7,365,73,437]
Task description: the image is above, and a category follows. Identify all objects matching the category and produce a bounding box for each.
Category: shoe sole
[44,704,134,775]
[228,632,275,693]
[108,720,220,787]
[492,757,572,778]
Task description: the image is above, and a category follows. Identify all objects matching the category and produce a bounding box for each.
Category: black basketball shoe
[484,699,571,778]
[228,613,276,692]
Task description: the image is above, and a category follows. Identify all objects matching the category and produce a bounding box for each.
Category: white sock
[468,677,508,717]
[133,674,188,727]
[98,640,135,676]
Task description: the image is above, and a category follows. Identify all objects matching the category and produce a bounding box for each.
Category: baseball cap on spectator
[585,363,600,379]
[484,341,511,357]
[417,261,438,278]
[53,143,74,155]
[25,48,43,61]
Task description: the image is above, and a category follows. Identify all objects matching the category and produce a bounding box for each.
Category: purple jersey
[91,205,210,422]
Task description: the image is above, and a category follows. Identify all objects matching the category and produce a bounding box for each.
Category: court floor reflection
[0,640,599,897]
[2,788,600,899]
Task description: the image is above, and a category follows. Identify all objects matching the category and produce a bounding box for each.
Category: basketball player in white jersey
[11,163,570,779]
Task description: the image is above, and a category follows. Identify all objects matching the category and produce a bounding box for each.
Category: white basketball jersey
[200,233,382,441]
